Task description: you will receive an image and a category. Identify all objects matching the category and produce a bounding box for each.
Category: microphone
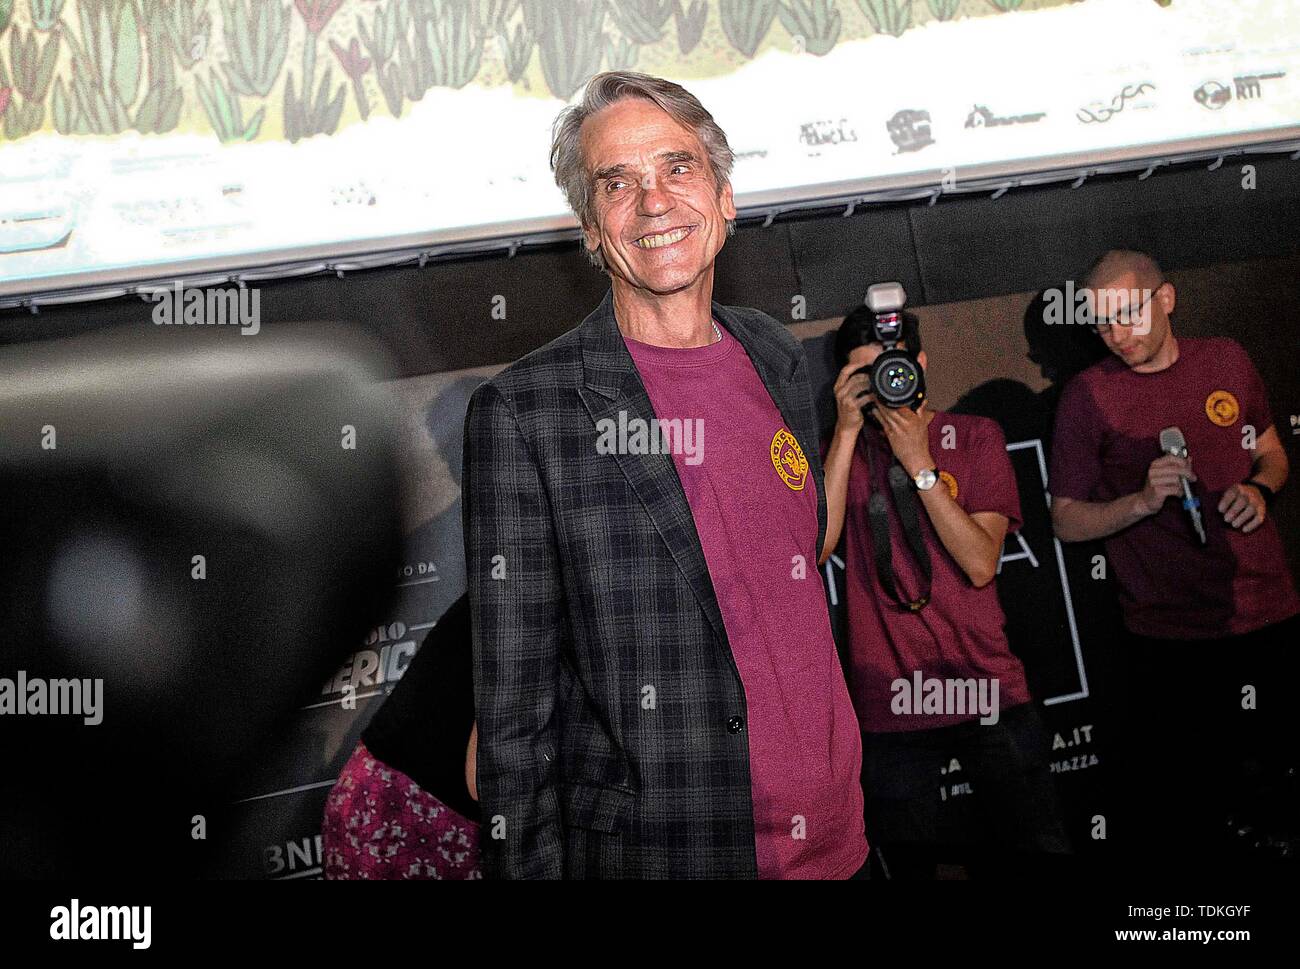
[1159,426,1207,545]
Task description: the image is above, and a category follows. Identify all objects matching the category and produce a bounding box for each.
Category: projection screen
[2,0,1299,303]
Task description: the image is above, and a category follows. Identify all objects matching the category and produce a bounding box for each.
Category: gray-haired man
[462,72,869,878]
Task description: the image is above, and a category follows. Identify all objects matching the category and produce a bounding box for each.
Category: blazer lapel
[713,302,828,560]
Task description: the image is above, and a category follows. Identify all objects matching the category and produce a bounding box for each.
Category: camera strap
[864,438,932,612]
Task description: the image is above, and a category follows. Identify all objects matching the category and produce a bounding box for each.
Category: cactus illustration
[495,15,531,82]
[197,69,264,140]
[50,76,76,132]
[0,56,11,127]
[719,0,776,57]
[524,0,604,101]
[282,64,344,140]
[1,0,1087,146]
[474,0,516,31]
[672,0,705,54]
[52,1,183,136]
[4,23,59,138]
[30,0,65,31]
[603,33,637,70]
[392,0,424,101]
[358,0,398,66]
[358,0,402,114]
[10,25,60,101]
[856,0,910,37]
[294,0,343,35]
[396,0,455,102]
[423,0,484,89]
[132,2,184,133]
[162,0,213,70]
[377,59,401,114]
[284,0,346,140]
[608,0,672,45]
[778,0,840,55]
[222,0,290,97]
[330,35,370,118]
[58,0,141,135]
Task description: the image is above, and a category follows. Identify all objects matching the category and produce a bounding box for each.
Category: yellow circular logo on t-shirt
[1205,390,1239,427]
[770,428,808,491]
[939,470,959,500]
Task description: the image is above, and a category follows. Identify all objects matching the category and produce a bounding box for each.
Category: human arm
[1219,424,1288,534]
[1051,452,1196,542]
[872,404,1009,589]
[819,362,872,566]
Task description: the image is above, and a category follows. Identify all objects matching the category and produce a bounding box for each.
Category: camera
[852,282,926,410]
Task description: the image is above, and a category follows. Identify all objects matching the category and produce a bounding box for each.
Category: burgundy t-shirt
[1049,337,1300,639]
[830,413,1031,732]
[625,323,868,880]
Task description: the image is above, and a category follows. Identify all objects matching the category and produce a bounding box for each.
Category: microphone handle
[1181,475,1207,545]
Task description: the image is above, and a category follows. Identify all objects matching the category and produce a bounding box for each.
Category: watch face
[914,468,938,490]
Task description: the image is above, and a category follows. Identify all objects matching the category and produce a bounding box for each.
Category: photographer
[820,303,1069,879]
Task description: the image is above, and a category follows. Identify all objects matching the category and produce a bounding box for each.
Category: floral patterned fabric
[322,740,482,880]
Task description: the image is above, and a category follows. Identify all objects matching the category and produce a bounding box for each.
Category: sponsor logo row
[798,72,1289,156]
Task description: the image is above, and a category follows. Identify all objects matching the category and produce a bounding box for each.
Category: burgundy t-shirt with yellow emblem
[831,412,1032,732]
[624,323,868,881]
[1050,336,1300,638]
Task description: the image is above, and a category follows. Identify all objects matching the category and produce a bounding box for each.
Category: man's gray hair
[550,71,737,272]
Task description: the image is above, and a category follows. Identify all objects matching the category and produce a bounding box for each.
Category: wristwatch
[913,467,939,491]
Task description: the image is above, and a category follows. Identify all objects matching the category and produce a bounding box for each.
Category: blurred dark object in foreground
[1223,764,1299,867]
[0,323,402,878]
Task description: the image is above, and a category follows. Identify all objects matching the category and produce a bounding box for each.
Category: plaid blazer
[462,287,828,879]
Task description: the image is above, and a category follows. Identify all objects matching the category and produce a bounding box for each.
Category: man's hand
[832,361,872,434]
[872,401,936,477]
[1218,482,1267,533]
[1138,454,1195,515]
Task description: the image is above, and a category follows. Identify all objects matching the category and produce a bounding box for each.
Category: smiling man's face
[580,97,736,297]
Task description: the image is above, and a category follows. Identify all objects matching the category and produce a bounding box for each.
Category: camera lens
[884,364,911,391]
[872,355,920,406]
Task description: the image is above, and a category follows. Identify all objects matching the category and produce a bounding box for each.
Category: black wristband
[1246,479,1277,506]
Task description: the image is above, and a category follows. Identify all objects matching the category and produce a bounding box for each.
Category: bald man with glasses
[1049,249,1298,872]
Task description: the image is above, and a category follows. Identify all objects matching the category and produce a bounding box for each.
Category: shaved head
[1084,249,1165,291]
[1080,248,1179,372]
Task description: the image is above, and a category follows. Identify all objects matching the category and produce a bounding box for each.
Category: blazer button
[727,715,744,734]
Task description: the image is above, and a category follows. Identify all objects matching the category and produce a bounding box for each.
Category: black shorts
[861,702,1070,854]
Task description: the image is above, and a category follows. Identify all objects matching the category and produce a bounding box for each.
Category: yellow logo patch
[939,470,959,500]
[770,428,808,491]
[1205,390,1239,427]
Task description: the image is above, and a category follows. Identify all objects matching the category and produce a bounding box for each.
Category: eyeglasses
[1091,283,1165,335]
